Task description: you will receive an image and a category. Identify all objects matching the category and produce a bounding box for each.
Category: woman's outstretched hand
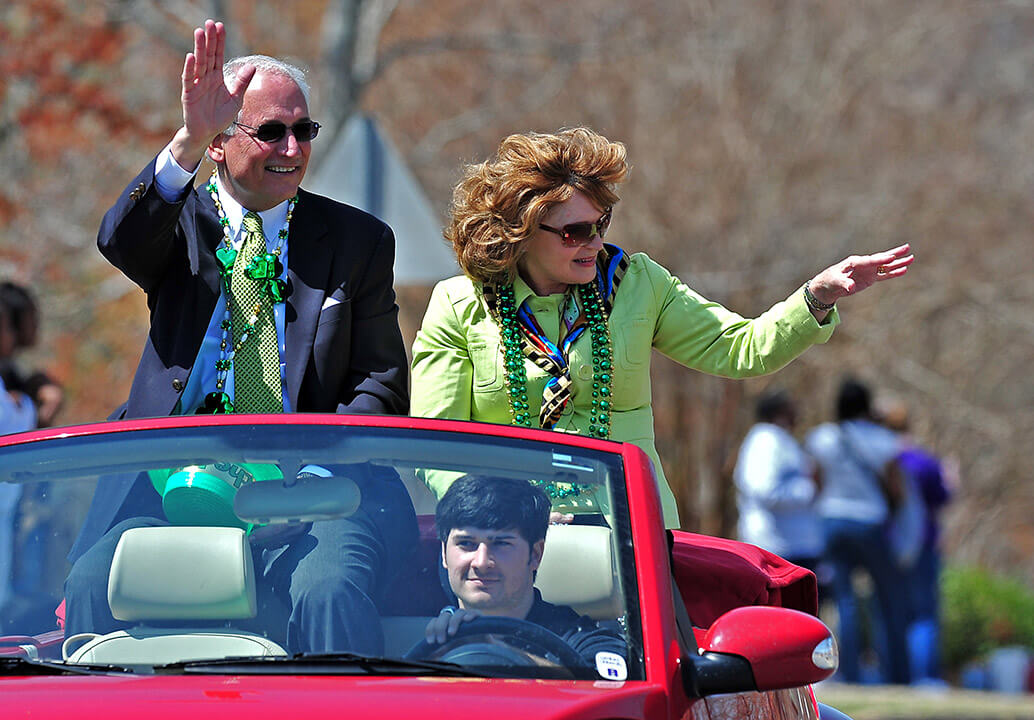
[806,243,914,312]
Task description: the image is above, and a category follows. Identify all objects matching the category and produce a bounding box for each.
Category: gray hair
[221,55,312,136]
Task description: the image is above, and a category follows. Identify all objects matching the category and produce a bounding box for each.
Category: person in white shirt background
[734,389,824,573]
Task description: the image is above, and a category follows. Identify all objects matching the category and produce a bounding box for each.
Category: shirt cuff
[154,142,200,202]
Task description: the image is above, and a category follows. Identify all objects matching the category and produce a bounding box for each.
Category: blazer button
[171,378,184,392]
[577,364,593,380]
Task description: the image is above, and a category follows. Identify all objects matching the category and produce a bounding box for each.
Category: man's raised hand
[172,20,255,170]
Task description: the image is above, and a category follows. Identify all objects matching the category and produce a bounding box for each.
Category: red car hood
[2,675,668,719]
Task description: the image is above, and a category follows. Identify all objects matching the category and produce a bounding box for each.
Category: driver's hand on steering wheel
[425,607,482,645]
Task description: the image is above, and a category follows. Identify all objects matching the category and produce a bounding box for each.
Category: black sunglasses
[234,120,321,143]
[539,210,612,247]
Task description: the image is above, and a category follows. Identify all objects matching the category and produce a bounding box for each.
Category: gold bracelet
[803,282,835,312]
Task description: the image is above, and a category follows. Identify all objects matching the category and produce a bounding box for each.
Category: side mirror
[685,605,838,696]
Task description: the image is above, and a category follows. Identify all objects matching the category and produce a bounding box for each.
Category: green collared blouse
[410,252,838,527]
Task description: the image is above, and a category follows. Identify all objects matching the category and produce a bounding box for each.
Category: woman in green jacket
[410,127,912,527]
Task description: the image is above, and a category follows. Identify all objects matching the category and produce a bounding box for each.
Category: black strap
[837,422,900,509]
[666,530,757,697]
[666,530,698,653]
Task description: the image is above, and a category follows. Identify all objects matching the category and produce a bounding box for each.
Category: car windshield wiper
[156,652,489,677]
[0,656,136,676]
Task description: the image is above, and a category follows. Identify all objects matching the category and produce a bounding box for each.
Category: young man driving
[427,475,625,666]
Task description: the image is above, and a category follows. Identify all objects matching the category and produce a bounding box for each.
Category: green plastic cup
[156,462,282,530]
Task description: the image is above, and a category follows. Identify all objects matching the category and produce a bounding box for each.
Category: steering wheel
[404,616,589,672]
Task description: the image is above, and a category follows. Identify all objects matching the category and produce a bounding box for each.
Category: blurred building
[306,114,457,287]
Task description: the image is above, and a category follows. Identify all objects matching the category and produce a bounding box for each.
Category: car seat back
[536,524,621,619]
[64,526,287,664]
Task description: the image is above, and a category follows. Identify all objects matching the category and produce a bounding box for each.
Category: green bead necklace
[580,281,615,440]
[493,281,614,440]
[494,284,532,427]
[198,171,297,414]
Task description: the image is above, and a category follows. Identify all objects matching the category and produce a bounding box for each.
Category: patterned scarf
[483,244,629,429]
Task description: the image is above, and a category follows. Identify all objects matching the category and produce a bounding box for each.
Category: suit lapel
[194,190,225,294]
[284,189,332,410]
[175,188,226,343]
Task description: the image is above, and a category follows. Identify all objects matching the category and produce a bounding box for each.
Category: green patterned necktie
[230,211,282,412]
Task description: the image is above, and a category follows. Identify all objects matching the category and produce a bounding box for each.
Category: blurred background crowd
[734,379,952,687]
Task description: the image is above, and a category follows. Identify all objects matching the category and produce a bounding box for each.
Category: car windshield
[0,418,643,681]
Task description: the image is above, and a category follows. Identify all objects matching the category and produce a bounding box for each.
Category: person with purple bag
[878,398,953,686]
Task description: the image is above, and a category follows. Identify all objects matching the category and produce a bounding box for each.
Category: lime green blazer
[411,252,837,527]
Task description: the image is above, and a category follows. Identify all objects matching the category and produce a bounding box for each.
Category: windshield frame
[0,415,646,681]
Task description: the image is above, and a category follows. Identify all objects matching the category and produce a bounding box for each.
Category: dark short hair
[0,282,36,337]
[837,377,872,421]
[436,475,551,547]
[756,389,794,423]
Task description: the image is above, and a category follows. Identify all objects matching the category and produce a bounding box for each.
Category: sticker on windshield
[595,651,628,681]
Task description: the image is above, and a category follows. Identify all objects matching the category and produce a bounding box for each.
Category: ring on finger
[876,265,887,275]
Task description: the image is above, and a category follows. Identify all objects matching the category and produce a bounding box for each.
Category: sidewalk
[814,682,1034,719]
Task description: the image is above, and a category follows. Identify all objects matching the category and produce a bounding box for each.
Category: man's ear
[441,542,448,570]
[529,539,544,571]
[207,135,225,165]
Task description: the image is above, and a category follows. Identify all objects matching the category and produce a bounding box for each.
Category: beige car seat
[536,524,622,619]
[64,526,288,665]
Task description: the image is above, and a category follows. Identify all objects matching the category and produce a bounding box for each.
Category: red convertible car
[1,415,845,718]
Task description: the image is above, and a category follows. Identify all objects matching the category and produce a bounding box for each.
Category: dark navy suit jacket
[69,157,409,562]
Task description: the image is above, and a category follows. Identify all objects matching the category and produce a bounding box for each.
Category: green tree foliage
[941,565,1034,675]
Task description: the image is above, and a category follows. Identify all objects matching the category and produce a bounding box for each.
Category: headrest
[108,526,257,621]
[536,524,621,619]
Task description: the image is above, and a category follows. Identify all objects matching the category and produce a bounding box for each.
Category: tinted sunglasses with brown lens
[539,210,612,247]
[234,120,321,143]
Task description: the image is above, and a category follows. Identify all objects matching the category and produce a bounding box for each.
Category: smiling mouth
[467,577,500,586]
[267,166,300,174]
